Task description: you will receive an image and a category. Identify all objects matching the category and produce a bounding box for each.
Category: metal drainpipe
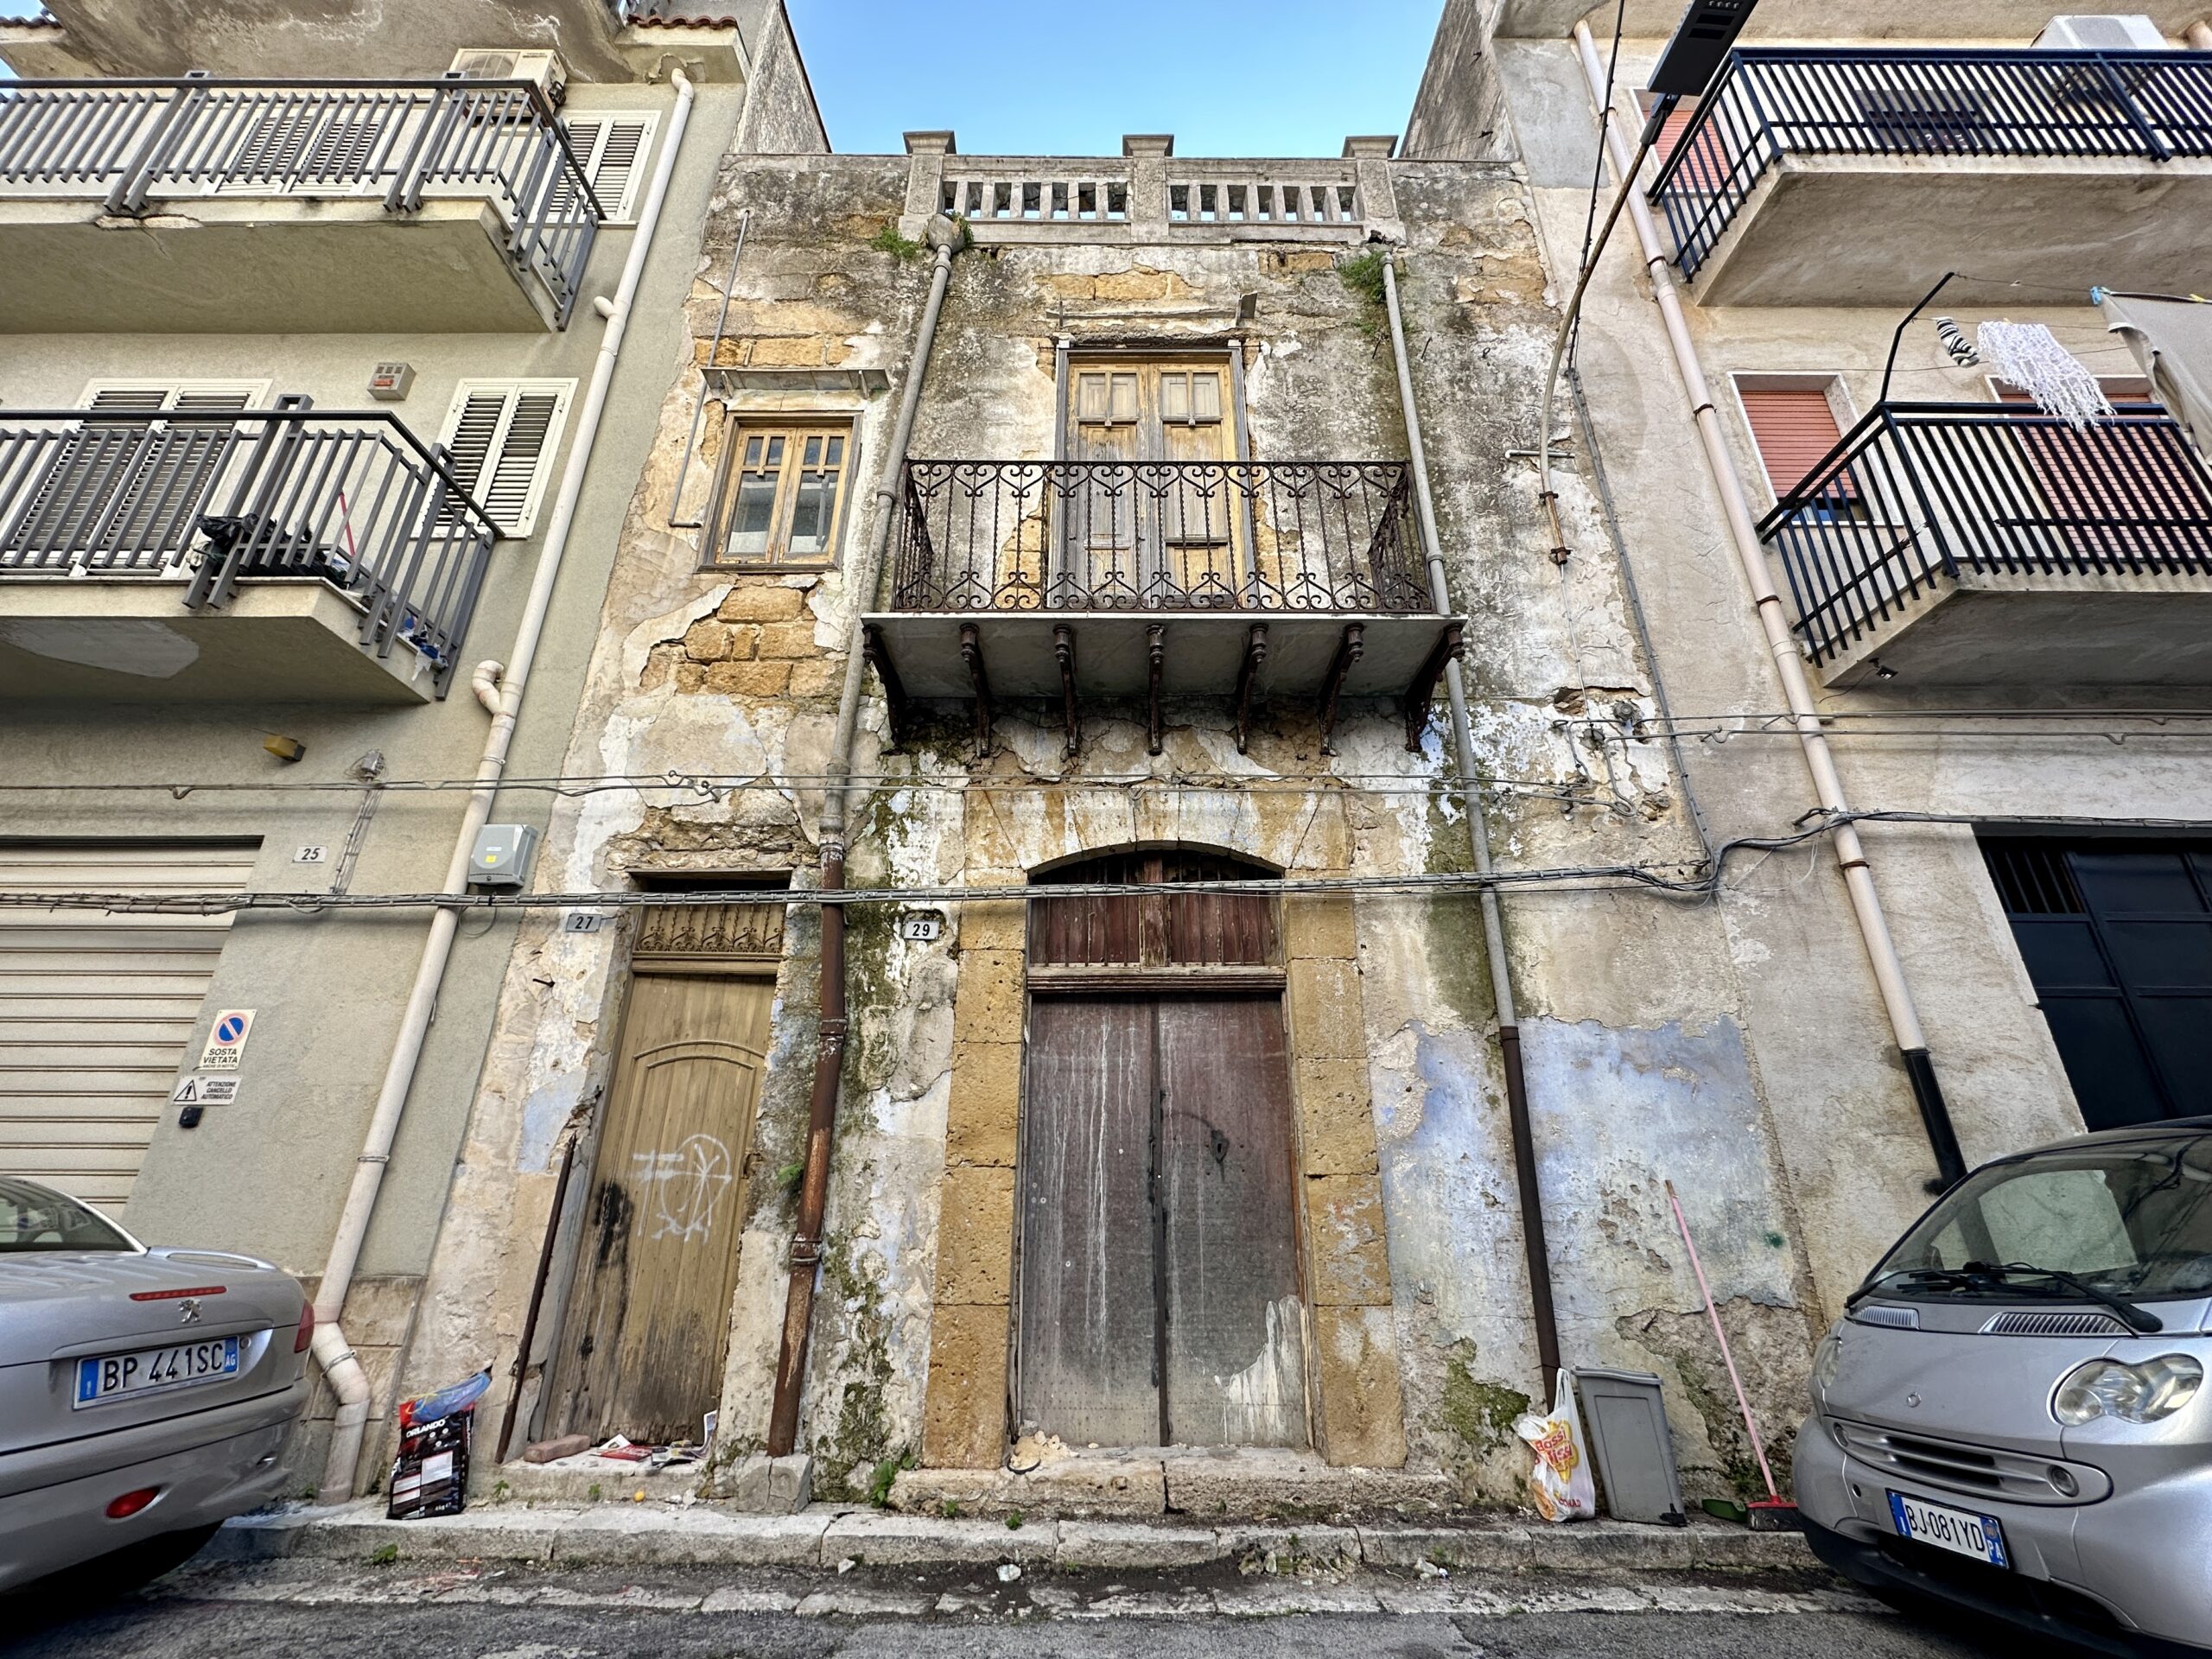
[1378,252,1564,1401]
[308,69,698,1503]
[767,229,960,1457]
[1569,22,1965,1188]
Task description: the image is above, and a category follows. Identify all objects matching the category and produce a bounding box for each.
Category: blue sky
[785,0,1442,157]
[0,2,1448,154]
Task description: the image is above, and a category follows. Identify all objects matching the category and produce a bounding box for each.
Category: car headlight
[1810,1329,1843,1406]
[2052,1355,2203,1427]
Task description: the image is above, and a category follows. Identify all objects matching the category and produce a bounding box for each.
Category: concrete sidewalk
[216,1500,1812,1576]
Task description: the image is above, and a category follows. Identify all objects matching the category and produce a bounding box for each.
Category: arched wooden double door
[1016,851,1308,1449]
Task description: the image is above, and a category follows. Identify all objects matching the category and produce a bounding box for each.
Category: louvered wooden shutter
[1741,389,1845,496]
[550,113,656,220]
[438,380,574,536]
[0,842,255,1211]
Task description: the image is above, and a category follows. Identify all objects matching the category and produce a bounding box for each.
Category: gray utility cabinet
[1573,1368,1688,1526]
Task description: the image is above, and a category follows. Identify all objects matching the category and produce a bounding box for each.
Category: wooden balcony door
[1015,853,1308,1449]
[1064,360,1239,607]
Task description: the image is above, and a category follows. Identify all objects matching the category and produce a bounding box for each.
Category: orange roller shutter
[1741,388,1846,496]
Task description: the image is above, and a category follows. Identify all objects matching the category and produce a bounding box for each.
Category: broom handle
[1665,1179,1781,1503]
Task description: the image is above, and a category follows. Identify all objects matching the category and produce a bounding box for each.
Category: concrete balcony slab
[1684,155,2212,307]
[0,196,560,334]
[0,578,438,703]
[1815,568,2212,690]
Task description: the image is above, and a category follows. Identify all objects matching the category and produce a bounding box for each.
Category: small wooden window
[706,418,854,570]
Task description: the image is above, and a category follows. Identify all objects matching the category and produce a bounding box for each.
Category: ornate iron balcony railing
[0,76,603,325]
[886,459,1433,615]
[1758,402,2212,663]
[0,400,504,693]
[1649,48,2212,277]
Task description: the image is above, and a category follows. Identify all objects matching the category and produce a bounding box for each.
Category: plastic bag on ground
[1515,1368,1599,1523]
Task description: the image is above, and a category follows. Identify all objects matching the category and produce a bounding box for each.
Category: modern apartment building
[0,0,823,1489]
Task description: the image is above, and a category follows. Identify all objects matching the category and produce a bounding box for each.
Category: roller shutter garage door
[0,843,255,1211]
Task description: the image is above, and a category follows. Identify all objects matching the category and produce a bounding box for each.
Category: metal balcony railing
[0,400,504,693]
[1758,403,2212,664]
[0,77,603,325]
[886,460,1433,614]
[1649,48,2212,277]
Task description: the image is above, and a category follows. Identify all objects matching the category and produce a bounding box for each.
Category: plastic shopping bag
[1514,1369,1598,1523]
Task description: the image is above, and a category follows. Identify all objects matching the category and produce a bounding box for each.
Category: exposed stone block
[787,658,844,698]
[717,585,810,622]
[704,660,791,697]
[944,1041,1021,1167]
[747,335,830,368]
[1055,1519,1226,1568]
[1287,958,1364,1060]
[1304,1172,1391,1306]
[1283,894,1357,961]
[682,620,735,662]
[934,1164,1014,1303]
[1313,1305,1408,1468]
[950,949,1024,1047]
[956,894,1025,953]
[1294,1056,1377,1176]
[755,620,823,659]
[921,1302,1010,1469]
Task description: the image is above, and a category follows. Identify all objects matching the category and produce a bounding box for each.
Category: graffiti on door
[630,1132,734,1243]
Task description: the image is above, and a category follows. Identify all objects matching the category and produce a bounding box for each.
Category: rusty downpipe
[768,224,962,1457]
[1378,251,1564,1402]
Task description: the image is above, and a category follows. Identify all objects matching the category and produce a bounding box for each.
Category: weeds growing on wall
[869,222,925,262]
[1338,249,1391,338]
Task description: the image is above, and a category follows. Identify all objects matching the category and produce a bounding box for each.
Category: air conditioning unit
[447,48,569,106]
[2033,14,2169,50]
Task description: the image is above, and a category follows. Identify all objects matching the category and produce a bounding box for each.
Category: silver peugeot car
[1797,1117,2212,1656]
[0,1176,311,1592]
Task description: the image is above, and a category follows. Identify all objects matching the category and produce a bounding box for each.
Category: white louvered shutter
[0,843,256,1212]
[436,380,574,537]
[550,112,657,220]
[2,382,262,567]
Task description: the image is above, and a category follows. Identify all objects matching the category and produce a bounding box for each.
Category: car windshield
[1870,1133,2212,1303]
[0,1178,133,1254]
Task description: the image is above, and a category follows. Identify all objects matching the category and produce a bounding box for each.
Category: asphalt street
[3,1555,2031,1659]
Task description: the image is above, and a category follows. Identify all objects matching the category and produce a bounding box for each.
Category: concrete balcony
[1649,48,2212,304]
[0,402,502,703]
[0,78,603,332]
[864,459,1464,754]
[1763,403,2212,689]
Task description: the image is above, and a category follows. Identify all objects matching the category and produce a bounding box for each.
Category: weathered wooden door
[550,966,772,1445]
[1065,360,1236,605]
[1016,852,1307,1448]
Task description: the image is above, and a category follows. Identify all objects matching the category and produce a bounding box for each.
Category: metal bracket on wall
[1053,623,1081,757]
[1402,620,1465,752]
[666,212,750,530]
[1317,622,1363,756]
[1232,622,1268,754]
[862,623,910,751]
[959,621,995,757]
[1146,623,1166,755]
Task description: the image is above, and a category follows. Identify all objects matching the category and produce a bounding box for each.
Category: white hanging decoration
[1975,321,2113,428]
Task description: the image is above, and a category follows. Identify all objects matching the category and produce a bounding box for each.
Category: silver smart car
[0,1177,311,1592]
[1796,1117,2212,1656]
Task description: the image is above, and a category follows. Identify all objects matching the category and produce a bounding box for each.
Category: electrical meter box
[468,823,539,890]
[1573,1368,1688,1526]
